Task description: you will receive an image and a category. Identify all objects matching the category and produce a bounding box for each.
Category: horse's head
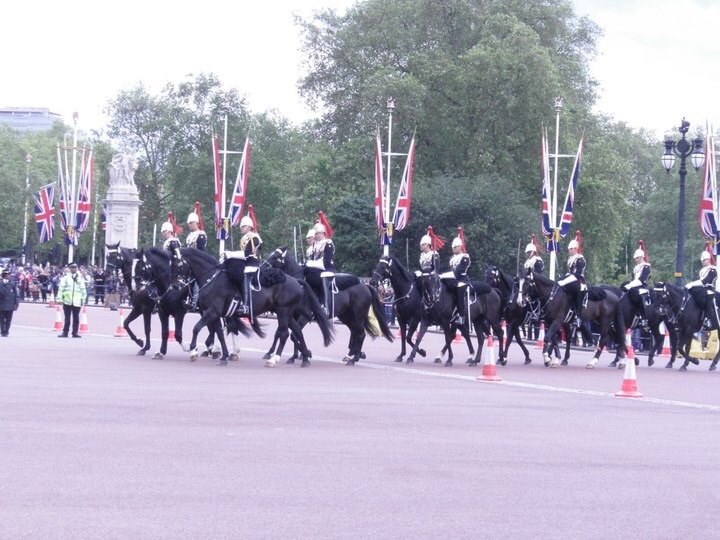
[419,272,441,308]
[517,270,536,304]
[485,264,500,287]
[653,281,672,317]
[371,256,393,285]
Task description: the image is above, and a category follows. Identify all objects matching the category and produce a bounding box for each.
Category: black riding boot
[456,287,467,328]
[575,292,584,325]
[323,277,334,318]
[237,275,251,317]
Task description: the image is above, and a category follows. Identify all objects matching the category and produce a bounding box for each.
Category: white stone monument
[105,153,141,251]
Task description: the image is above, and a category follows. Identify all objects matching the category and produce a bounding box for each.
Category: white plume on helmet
[239,216,254,228]
[701,251,711,261]
[451,237,462,248]
[525,243,537,254]
[306,229,315,238]
[420,235,431,247]
[633,249,645,259]
[314,223,326,234]
[187,212,199,224]
[161,222,173,233]
[568,239,579,250]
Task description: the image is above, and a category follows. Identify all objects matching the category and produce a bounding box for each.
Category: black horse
[179,247,333,366]
[105,242,158,356]
[264,247,393,365]
[485,264,535,365]
[654,281,720,371]
[601,285,677,368]
[519,270,626,368]
[405,271,503,366]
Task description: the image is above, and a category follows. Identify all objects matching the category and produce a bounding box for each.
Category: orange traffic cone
[114,308,127,337]
[47,291,55,308]
[536,323,545,349]
[661,325,671,357]
[168,316,176,341]
[52,304,63,331]
[453,330,463,343]
[616,337,643,398]
[78,306,90,334]
[624,328,636,362]
[477,334,501,382]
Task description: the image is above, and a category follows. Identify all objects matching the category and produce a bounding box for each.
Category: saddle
[334,273,360,291]
[586,287,607,302]
[260,267,286,286]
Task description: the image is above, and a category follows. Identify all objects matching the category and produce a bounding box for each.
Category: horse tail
[367,285,394,342]
[299,279,334,346]
[250,317,265,339]
[225,315,257,338]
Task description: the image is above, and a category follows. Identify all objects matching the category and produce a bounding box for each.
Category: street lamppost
[21,153,32,266]
[662,118,705,285]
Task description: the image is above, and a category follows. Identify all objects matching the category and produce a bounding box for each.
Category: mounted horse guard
[621,245,652,328]
[438,234,471,329]
[557,238,586,327]
[523,241,545,324]
[305,219,336,318]
[221,214,262,319]
[184,210,208,310]
[684,250,719,331]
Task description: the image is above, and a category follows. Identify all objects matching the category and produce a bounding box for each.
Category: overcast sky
[2,0,718,139]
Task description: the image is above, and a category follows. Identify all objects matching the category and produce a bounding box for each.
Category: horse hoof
[549,359,561,368]
[200,351,210,358]
[262,352,272,360]
[468,361,478,367]
[394,356,404,363]
[444,360,452,367]
[136,339,144,348]
[342,355,351,363]
[710,364,717,372]
[648,358,654,367]
[418,349,427,357]
[152,352,164,360]
[690,358,700,365]
[585,361,596,369]
[524,358,532,365]
[360,352,367,359]
[664,362,674,369]
[346,359,356,366]
[212,351,222,360]
[434,357,442,364]
[635,358,639,367]
[286,358,295,364]
[608,359,618,368]
[180,342,190,352]
[265,354,279,368]
[679,366,688,372]
[617,362,626,370]
[229,353,239,362]
[301,359,311,367]
[406,358,414,365]
[216,358,228,366]
[136,350,146,356]
[561,359,568,366]
[498,359,507,367]
[190,350,199,363]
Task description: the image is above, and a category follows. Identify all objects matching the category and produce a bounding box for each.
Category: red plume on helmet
[705,240,716,265]
[168,211,183,235]
[427,226,446,251]
[317,211,334,238]
[574,230,582,254]
[194,201,204,231]
[248,204,258,232]
[638,239,648,262]
[457,227,467,253]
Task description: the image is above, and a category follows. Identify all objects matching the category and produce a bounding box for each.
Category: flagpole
[21,154,32,266]
[91,191,99,266]
[383,98,395,257]
[219,115,229,255]
[550,98,562,280]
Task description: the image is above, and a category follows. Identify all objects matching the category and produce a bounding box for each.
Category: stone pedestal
[104,154,141,252]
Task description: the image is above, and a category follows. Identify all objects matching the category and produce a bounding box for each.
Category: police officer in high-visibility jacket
[223,215,262,316]
[685,250,718,330]
[306,223,335,316]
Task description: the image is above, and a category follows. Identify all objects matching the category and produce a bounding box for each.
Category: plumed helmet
[451,237,462,248]
[239,216,254,228]
[525,243,537,254]
[568,239,579,250]
[161,221,173,233]
[314,223,326,234]
[187,212,199,224]
[306,229,315,239]
[633,249,645,259]
[701,251,711,261]
[420,235,431,247]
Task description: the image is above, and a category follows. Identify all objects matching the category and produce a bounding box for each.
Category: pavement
[1,303,719,539]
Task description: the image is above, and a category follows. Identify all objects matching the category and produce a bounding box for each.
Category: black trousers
[0,310,13,335]
[62,304,81,335]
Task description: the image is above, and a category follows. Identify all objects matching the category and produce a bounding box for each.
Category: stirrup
[236,304,250,316]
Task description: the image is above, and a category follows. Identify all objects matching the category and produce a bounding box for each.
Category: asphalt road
[1,303,719,539]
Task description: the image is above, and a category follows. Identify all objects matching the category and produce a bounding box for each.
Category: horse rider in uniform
[557,239,586,325]
[184,211,207,310]
[304,228,315,264]
[417,235,439,276]
[439,237,471,328]
[524,243,545,273]
[685,250,719,330]
[223,215,262,316]
[622,248,651,327]
[306,223,335,316]
[160,221,183,278]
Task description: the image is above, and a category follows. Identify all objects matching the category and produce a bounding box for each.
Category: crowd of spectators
[0,262,129,307]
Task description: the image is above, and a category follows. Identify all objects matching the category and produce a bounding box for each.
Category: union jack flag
[57,144,69,232]
[75,149,93,232]
[558,137,584,239]
[228,137,251,228]
[392,136,415,232]
[374,130,386,231]
[34,184,55,243]
[540,128,553,241]
[700,126,719,254]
